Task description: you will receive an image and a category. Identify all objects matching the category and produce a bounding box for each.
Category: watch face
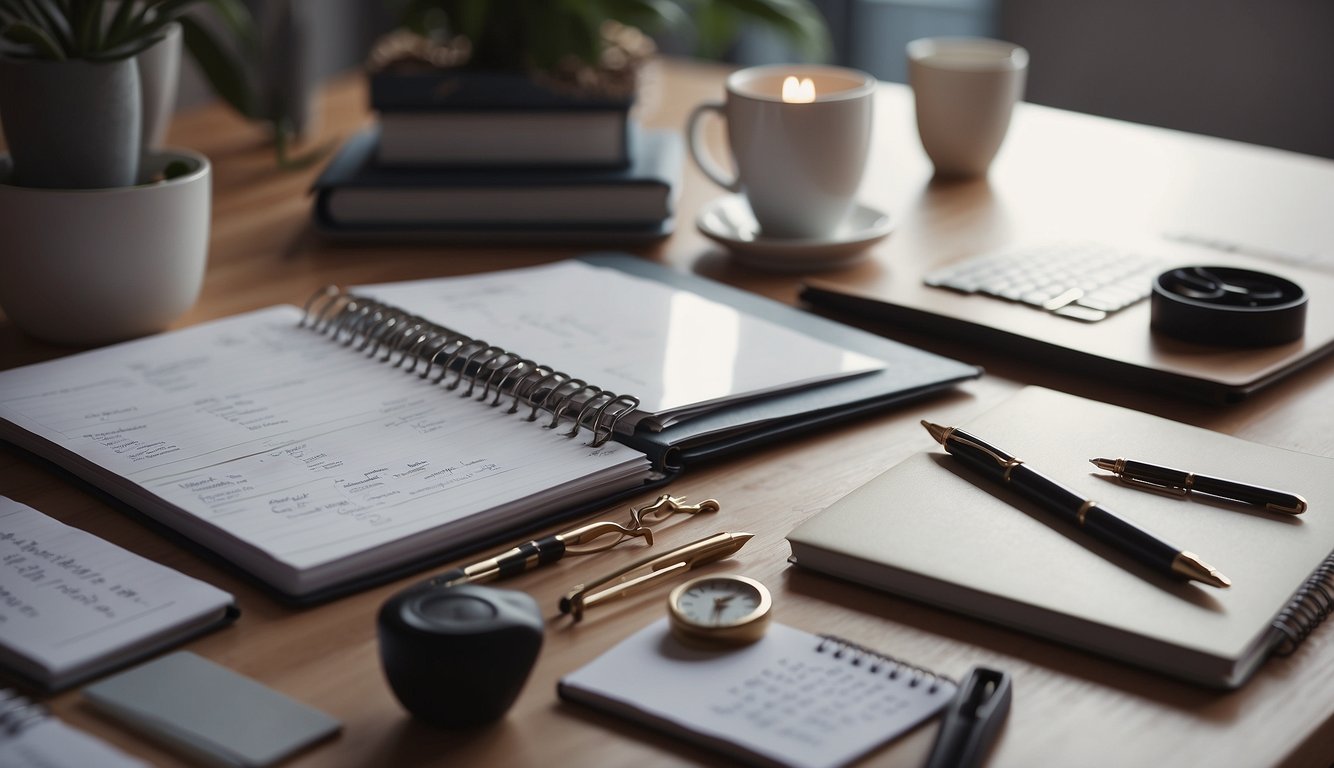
[668,575,772,645]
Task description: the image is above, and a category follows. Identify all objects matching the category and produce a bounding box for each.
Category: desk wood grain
[2,58,1332,767]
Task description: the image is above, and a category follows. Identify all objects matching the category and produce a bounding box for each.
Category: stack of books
[312,69,682,242]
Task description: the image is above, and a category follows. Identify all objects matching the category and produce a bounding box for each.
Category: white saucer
[696,195,894,272]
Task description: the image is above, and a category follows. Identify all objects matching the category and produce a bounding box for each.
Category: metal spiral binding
[299,286,639,447]
[815,636,953,693]
[0,689,48,735]
[1271,551,1334,656]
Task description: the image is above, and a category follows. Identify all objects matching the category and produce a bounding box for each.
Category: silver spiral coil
[300,286,639,447]
[1272,552,1334,656]
[815,636,953,694]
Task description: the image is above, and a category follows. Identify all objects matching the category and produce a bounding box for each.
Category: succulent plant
[0,0,257,114]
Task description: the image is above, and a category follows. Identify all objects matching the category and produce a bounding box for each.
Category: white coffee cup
[687,64,876,240]
[907,37,1028,178]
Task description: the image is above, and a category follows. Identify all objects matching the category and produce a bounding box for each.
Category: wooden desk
[3,57,1333,767]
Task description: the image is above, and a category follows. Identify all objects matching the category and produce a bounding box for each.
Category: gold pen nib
[1089,458,1119,473]
[921,420,951,445]
[1171,551,1232,588]
[692,532,753,565]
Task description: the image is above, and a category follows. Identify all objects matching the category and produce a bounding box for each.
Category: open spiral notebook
[0,256,976,602]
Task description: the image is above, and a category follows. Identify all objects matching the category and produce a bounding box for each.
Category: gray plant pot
[0,56,142,189]
[138,21,182,150]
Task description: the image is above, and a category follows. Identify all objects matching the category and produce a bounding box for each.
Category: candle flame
[781,76,816,103]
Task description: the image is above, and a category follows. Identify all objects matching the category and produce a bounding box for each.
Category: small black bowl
[1150,266,1307,347]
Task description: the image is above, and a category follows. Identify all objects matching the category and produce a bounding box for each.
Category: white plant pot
[0,149,211,346]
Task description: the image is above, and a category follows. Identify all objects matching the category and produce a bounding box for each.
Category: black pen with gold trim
[922,421,1231,588]
[1089,457,1307,515]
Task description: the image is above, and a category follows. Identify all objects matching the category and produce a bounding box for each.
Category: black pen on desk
[921,421,1231,588]
[421,495,720,589]
[423,519,651,589]
[923,666,1012,768]
[1090,457,1307,515]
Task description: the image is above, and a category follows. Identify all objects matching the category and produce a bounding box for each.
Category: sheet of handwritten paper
[0,307,650,595]
[0,497,233,688]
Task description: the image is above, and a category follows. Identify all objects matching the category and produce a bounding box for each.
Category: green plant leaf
[199,0,256,49]
[551,0,604,66]
[178,13,256,117]
[451,0,489,42]
[0,19,63,58]
[72,0,100,55]
[600,0,691,33]
[104,0,136,42]
[27,0,73,53]
[89,30,163,60]
[102,1,155,51]
[390,0,832,72]
[690,1,738,59]
[162,159,191,179]
[710,0,831,60]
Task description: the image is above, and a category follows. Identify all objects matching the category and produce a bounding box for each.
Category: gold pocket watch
[667,574,772,646]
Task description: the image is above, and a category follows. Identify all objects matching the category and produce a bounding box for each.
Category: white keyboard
[924,242,1165,323]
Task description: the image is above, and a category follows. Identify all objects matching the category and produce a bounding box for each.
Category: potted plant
[368,0,831,107]
[0,0,255,188]
[0,0,254,345]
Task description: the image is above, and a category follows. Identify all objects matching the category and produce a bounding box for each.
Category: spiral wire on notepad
[300,286,639,447]
[0,689,48,736]
[1271,551,1334,656]
[816,636,954,693]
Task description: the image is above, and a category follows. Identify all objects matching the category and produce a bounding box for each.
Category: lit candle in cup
[687,64,877,240]
[781,76,816,103]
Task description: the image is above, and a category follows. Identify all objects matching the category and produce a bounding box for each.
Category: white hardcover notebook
[788,386,1334,688]
[0,259,919,601]
[558,619,956,768]
[0,497,235,691]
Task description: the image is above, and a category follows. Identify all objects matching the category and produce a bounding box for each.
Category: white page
[0,717,150,768]
[560,619,955,768]
[0,307,649,593]
[354,261,884,426]
[0,497,232,684]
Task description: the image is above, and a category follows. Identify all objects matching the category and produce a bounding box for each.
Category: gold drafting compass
[667,574,772,646]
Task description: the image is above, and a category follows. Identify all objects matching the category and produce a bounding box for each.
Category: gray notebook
[788,386,1334,688]
[84,652,340,767]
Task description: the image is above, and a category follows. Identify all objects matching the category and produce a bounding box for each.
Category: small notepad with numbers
[558,618,955,768]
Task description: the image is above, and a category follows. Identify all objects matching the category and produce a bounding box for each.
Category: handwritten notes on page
[0,307,652,598]
[0,497,234,691]
[559,619,956,768]
[355,260,885,428]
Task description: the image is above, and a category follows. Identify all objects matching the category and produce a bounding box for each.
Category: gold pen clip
[559,530,753,622]
[562,494,721,556]
[628,494,721,530]
[1118,474,1191,497]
